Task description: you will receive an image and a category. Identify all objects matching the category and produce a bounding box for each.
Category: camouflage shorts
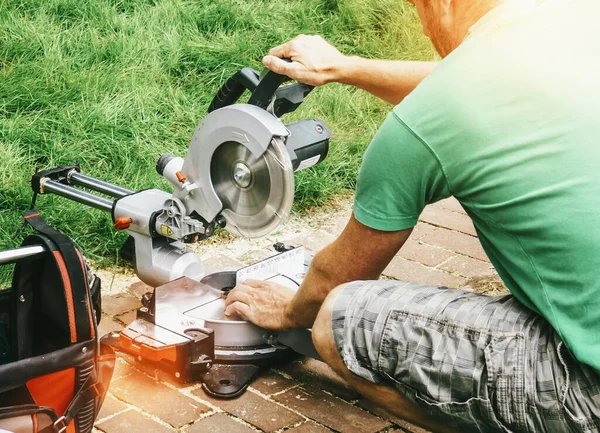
[331,280,600,433]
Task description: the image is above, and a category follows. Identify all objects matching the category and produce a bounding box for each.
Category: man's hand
[263,35,348,86]
[225,216,412,330]
[264,35,437,104]
[224,279,296,330]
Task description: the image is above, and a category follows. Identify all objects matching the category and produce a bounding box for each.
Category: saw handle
[207,67,261,113]
[248,59,314,117]
[208,60,314,117]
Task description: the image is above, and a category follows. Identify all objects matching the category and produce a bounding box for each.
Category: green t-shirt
[354,0,600,370]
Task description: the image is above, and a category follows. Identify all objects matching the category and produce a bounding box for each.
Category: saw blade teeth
[266,142,287,169]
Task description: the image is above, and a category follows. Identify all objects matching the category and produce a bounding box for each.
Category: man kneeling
[226,0,600,431]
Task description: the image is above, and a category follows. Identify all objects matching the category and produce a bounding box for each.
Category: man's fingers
[223,285,253,320]
[242,279,268,288]
[224,301,251,320]
[262,56,301,77]
[224,286,254,307]
[267,42,290,58]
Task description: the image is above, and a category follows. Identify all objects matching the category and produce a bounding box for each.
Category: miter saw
[30,63,331,397]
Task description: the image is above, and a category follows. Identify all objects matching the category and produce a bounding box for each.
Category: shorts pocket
[377,309,526,432]
[555,343,599,433]
[416,392,513,433]
[484,332,529,431]
[562,407,596,433]
[384,373,512,433]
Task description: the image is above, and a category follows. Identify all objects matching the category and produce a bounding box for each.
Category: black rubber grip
[247,59,314,115]
[247,68,289,110]
[207,68,260,113]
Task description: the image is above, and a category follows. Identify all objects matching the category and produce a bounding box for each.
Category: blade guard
[175,104,290,227]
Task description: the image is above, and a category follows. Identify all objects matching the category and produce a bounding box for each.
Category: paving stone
[236,248,277,266]
[250,370,299,395]
[273,386,390,433]
[358,398,431,433]
[112,358,137,380]
[291,230,337,254]
[286,421,333,433]
[435,197,467,215]
[277,357,360,401]
[439,256,496,278]
[110,370,210,428]
[191,387,302,432]
[419,206,477,236]
[392,426,431,433]
[114,309,136,326]
[127,280,154,299]
[321,214,351,236]
[384,257,467,288]
[409,223,437,241]
[97,316,123,336]
[398,240,456,267]
[96,409,173,433]
[420,228,489,262]
[202,253,245,272]
[97,394,128,420]
[186,413,255,433]
[102,293,141,317]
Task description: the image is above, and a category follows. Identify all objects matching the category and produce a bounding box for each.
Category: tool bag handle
[15,211,95,353]
[0,405,61,433]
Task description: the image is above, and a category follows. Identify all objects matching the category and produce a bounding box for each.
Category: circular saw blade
[210,137,294,238]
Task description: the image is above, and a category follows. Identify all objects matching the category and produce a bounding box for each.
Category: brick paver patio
[93,196,506,433]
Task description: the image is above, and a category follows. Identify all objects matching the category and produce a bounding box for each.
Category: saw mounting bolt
[232,162,252,188]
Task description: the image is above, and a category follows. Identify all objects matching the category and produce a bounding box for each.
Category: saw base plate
[112,246,315,398]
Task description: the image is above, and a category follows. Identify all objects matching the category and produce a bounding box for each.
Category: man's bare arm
[336,58,437,105]
[263,35,437,105]
[283,215,411,328]
[224,215,411,329]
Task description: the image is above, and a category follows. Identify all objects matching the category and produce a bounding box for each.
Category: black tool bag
[0,210,115,433]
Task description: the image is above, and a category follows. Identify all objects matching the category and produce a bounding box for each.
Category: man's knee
[312,283,347,362]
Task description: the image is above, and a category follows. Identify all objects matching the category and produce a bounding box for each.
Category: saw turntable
[30,64,331,397]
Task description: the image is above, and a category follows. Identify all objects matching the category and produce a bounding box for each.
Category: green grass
[0,0,434,268]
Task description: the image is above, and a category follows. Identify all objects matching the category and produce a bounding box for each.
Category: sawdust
[464,275,510,296]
